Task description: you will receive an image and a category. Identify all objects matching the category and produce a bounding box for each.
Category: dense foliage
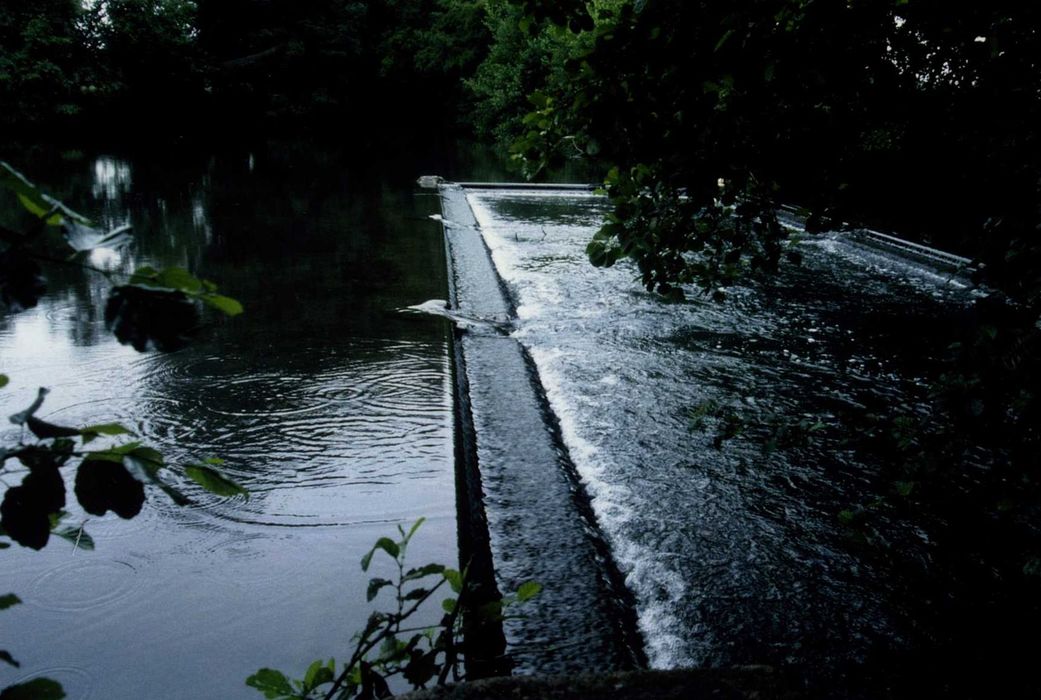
[504,0,1041,690]
[1,0,491,137]
[247,519,539,700]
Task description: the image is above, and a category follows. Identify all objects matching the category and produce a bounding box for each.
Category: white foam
[468,191,702,667]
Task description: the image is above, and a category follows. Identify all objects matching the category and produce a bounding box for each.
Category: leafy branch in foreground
[0,160,242,349]
[1,161,245,697]
[247,519,540,700]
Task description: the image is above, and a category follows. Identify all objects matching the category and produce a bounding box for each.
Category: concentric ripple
[27,559,140,613]
[9,666,96,700]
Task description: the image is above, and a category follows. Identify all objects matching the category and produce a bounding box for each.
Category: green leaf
[79,423,133,442]
[516,581,542,602]
[403,563,445,582]
[403,517,426,544]
[127,265,160,285]
[0,678,66,700]
[441,597,457,614]
[442,569,463,594]
[245,668,294,699]
[82,450,124,465]
[0,375,8,389]
[301,659,334,692]
[185,465,247,498]
[714,28,735,52]
[83,440,148,466]
[123,447,164,483]
[154,267,203,293]
[0,594,21,610]
[366,578,393,602]
[361,537,400,571]
[374,537,400,558]
[201,294,244,317]
[0,650,18,668]
[53,525,95,551]
[1,161,90,226]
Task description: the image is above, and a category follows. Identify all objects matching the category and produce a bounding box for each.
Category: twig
[321,579,448,700]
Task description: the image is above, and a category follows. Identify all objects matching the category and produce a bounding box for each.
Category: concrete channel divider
[431,181,646,676]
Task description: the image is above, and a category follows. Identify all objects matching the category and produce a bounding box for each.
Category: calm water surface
[1,143,464,698]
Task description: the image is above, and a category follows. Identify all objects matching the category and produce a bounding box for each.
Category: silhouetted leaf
[0,487,50,550]
[403,563,445,582]
[403,587,429,601]
[26,417,79,440]
[0,251,46,312]
[359,662,391,700]
[74,460,145,519]
[0,460,66,550]
[0,594,20,610]
[0,650,18,668]
[8,387,49,425]
[23,465,66,515]
[184,465,247,497]
[402,649,438,688]
[0,375,8,389]
[367,578,392,602]
[105,285,199,352]
[0,678,65,699]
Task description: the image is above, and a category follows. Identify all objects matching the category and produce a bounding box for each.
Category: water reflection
[1,144,456,698]
[92,157,132,201]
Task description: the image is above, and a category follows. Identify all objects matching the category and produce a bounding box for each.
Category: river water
[1,145,1004,695]
[464,188,979,682]
[0,143,471,698]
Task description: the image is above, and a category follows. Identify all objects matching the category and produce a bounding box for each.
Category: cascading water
[459,187,977,679]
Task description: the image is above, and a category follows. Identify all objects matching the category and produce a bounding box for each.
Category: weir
[437,183,645,674]
[430,180,979,680]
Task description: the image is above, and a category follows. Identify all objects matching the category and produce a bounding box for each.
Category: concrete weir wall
[436,183,645,675]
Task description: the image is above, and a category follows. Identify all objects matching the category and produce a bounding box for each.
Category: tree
[506,0,1041,301]
[499,1,1041,688]
[92,0,206,126]
[0,0,87,131]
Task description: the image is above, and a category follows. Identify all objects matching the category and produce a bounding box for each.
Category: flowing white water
[466,189,974,671]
